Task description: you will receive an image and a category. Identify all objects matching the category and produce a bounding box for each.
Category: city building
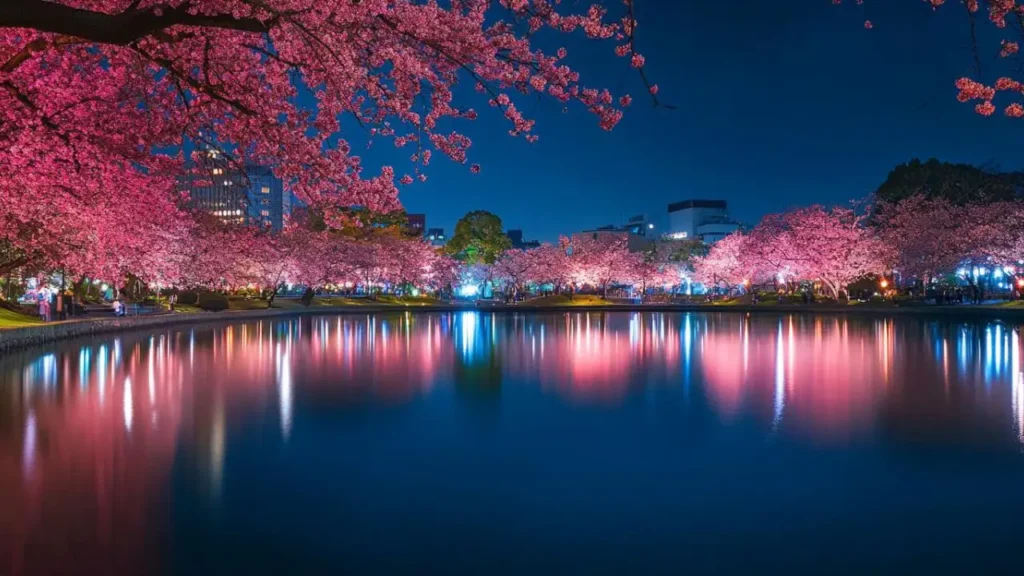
[579,225,653,253]
[579,215,656,252]
[181,161,290,231]
[405,213,426,237]
[506,229,541,250]
[626,214,658,236]
[666,199,740,243]
[426,227,447,246]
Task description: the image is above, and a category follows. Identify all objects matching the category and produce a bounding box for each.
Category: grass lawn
[990,300,1024,308]
[0,307,42,328]
[525,294,615,306]
[174,295,447,313]
[227,297,274,311]
[309,296,376,307]
[375,294,445,306]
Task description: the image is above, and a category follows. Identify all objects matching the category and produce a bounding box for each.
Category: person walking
[55,291,64,321]
[38,293,48,322]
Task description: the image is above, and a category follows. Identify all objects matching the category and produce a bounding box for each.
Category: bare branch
[0,0,274,46]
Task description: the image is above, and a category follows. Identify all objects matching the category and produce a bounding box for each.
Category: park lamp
[880,279,889,289]
[1017,278,1024,289]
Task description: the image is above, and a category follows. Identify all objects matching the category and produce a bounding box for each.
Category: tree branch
[0,0,273,46]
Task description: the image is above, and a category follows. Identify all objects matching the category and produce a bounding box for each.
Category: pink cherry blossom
[0,0,654,279]
[840,1,1023,118]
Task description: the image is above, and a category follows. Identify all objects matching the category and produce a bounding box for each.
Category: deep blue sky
[354,0,1023,241]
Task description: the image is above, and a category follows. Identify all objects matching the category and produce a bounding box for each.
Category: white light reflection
[460,311,478,358]
[773,320,786,430]
[78,348,90,388]
[148,338,156,403]
[36,354,57,388]
[683,314,692,367]
[210,397,225,498]
[278,345,293,441]
[22,411,36,477]
[985,326,995,383]
[1013,329,1024,445]
[994,324,1004,378]
[123,376,133,432]
[97,345,107,404]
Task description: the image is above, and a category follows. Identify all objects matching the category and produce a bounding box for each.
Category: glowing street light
[880,279,889,289]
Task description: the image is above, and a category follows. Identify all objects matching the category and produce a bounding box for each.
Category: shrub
[197,292,229,312]
[178,291,200,306]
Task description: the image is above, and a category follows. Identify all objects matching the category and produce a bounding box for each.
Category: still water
[3,312,1024,574]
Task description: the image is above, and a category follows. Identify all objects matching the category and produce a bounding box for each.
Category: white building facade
[666,199,739,244]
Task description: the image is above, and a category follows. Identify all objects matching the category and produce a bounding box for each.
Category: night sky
[354,0,1024,241]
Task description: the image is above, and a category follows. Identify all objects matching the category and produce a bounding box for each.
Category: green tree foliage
[445,211,512,264]
[875,158,1022,206]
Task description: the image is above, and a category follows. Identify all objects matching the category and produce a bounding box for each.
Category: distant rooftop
[667,199,727,212]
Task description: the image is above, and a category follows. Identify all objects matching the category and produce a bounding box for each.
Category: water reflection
[3,312,1024,573]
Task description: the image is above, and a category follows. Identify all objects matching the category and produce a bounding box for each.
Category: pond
[2,312,1024,574]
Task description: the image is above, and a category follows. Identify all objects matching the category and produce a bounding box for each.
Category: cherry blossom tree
[527,240,573,294]
[877,194,1024,291]
[492,249,537,297]
[457,262,494,297]
[288,229,357,290]
[383,236,450,292]
[978,201,1024,275]
[422,251,460,296]
[875,194,988,284]
[627,257,677,301]
[692,232,749,293]
[176,222,255,289]
[765,206,891,300]
[0,0,655,279]
[0,165,191,279]
[837,0,1024,118]
[567,234,635,297]
[743,213,798,288]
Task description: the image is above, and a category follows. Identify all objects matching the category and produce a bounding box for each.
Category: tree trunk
[829,283,841,301]
[0,255,30,278]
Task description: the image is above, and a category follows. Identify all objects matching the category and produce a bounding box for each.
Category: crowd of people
[35,289,75,322]
[32,288,131,322]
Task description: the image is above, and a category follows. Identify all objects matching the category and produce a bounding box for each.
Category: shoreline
[4,302,1024,353]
